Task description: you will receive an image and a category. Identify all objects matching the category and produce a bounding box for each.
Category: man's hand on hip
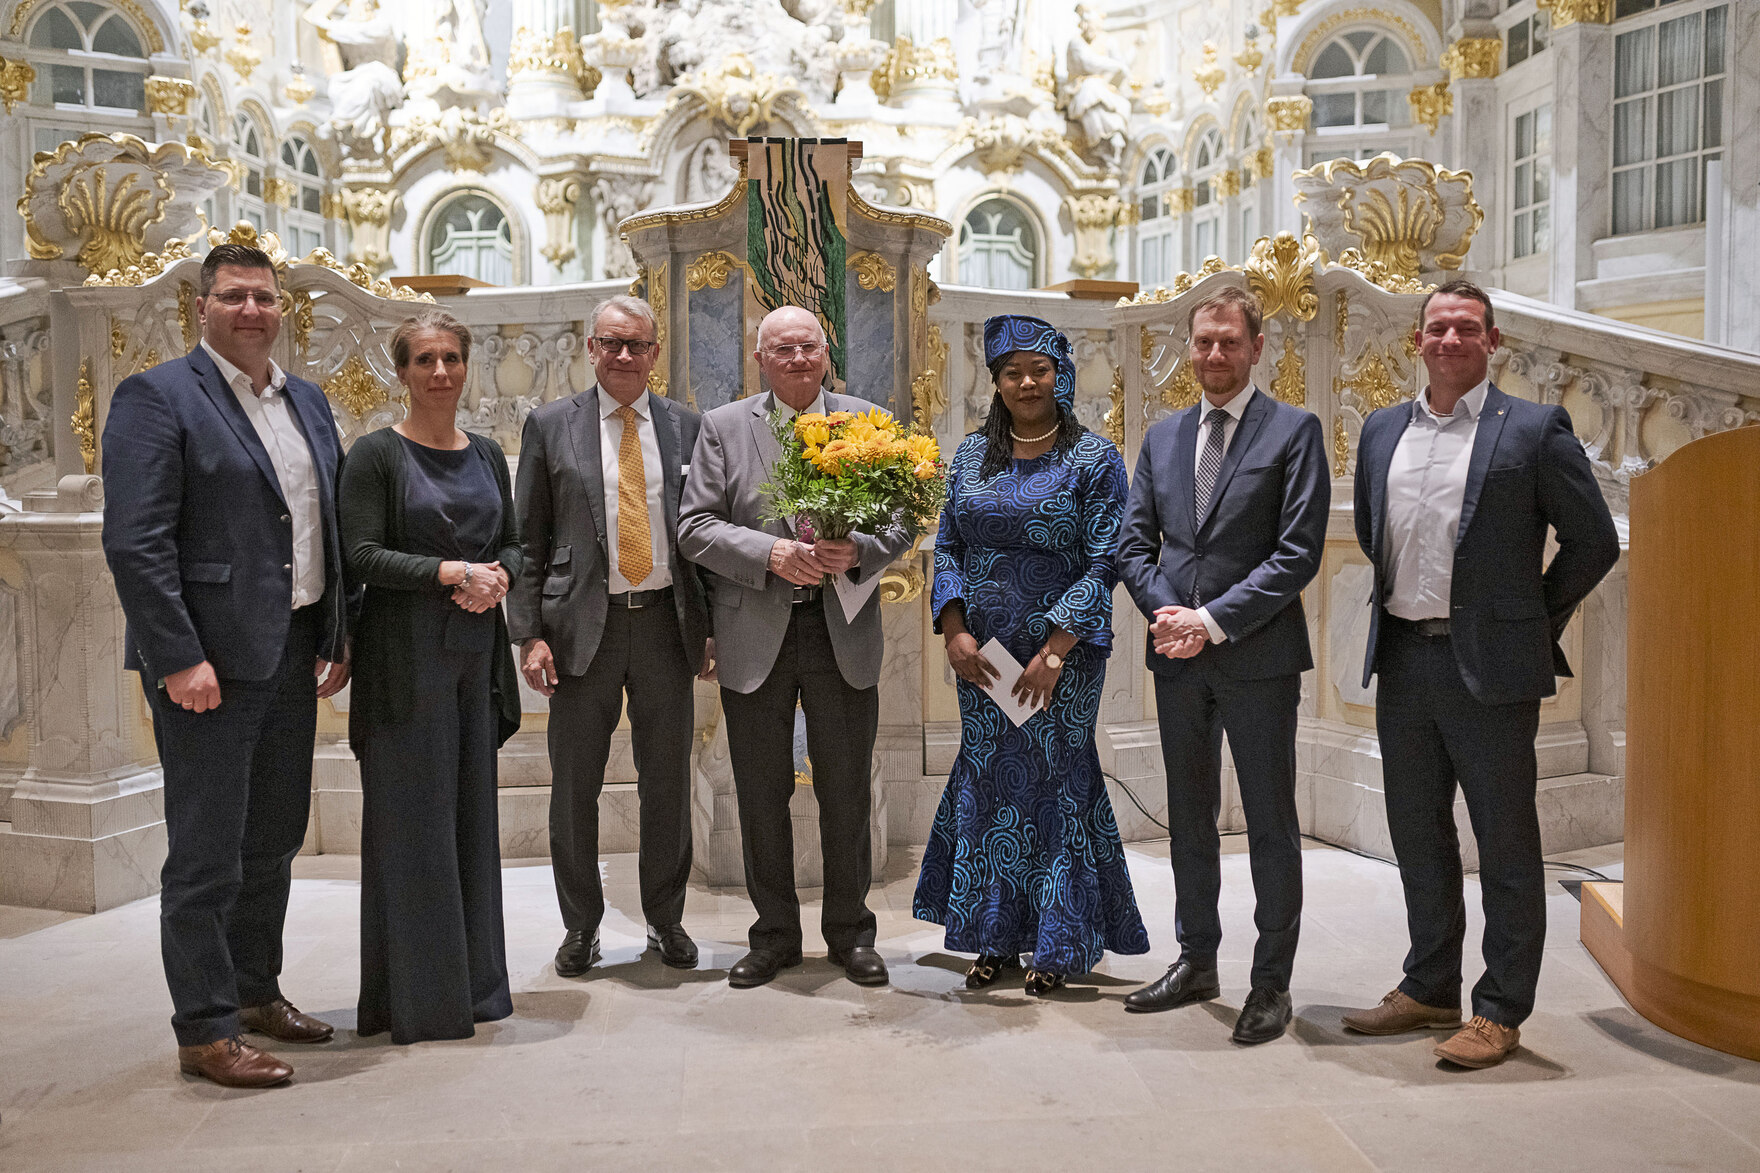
[164,660,222,713]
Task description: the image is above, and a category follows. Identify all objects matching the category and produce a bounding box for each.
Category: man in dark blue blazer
[102,244,355,1088]
[1342,281,1617,1068]
[1116,286,1330,1044]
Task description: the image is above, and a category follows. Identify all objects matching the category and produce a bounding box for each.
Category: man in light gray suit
[678,305,913,989]
[508,294,712,978]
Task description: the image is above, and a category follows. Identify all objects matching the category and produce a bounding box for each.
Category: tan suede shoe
[177,1037,293,1088]
[1341,989,1463,1035]
[1435,1016,1521,1068]
[239,998,334,1044]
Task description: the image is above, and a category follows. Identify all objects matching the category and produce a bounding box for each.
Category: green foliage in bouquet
[760,406,948,541]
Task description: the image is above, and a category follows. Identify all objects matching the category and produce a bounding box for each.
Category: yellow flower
[826,411,855,426]
[906,433,940,466]
[794,413,831,448]
[914,460,938,479]
[802,444,821,463]
[853,408,897,436]
[817,437,854,473]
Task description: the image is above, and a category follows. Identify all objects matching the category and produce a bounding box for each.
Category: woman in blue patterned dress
[913,314,1149,994]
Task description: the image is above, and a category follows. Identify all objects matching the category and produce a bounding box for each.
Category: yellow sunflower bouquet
[762,406,948,541]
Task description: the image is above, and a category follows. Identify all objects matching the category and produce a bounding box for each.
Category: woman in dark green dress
[339,310,523,1043]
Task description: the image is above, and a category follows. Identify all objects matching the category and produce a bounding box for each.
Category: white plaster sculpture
[1061,4,1132,171]
[404,0,501,111]
[303,0,405,159]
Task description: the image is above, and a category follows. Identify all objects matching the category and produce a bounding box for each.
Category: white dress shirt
[599,386,671,592]
[1382,380,1489,620]
[202,341,324,609]
[1192,385,1256,644]
[770,388,828,422]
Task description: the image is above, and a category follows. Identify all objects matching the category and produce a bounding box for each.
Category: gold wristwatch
[1042,650,1063,670]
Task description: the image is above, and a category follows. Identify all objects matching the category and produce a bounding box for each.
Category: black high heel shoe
[965,954,1014,990]
[1023,968,1066,995]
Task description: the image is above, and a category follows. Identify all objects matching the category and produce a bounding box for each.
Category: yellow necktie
[614,405,653,586]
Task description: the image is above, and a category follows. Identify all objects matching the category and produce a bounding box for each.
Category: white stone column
[1443,32,1500,273]
[0,476,165,913]
[887,0,959,109]
[1266,85,1311,239]
[1548,16,1615,310]
[507,0,589,118]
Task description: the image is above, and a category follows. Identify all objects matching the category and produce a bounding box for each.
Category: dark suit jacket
[506,386,710,677]
[1116,387,1330,680]
[1354,383,1619,706]
[101,347,353,682]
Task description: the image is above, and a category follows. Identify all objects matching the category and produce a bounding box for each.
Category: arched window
[23,1,151,145]
[1136,146,1178,287]
[232,112,268,232]
[957,198,1038,290]
[1236,113,1261,251]
[279,137,327,257]
[428,192,515,285]
[1190,128,1224,264]
[1303,28,1417,166]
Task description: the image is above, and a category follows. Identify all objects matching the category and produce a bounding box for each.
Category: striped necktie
[1194,407,1231,526]
[614,405,652,586]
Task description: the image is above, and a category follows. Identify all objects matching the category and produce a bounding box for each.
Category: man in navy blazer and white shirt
[1341,281,1617,1068]
[101,244,355,1088]
[1115,286,1330,1045]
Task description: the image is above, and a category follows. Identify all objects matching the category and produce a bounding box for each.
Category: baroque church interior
[1,1,1758,1170]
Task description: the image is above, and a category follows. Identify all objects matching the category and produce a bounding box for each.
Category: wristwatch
[1042,650,1063,670]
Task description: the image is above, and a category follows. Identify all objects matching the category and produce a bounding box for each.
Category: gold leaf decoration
[685,250,740,292]
[178,281,197,349]
[848,251,897,293]
[1333,414,1350,478]
[322,354,390,419]
[1163,359,1203,412]
[1103,365,1125,452]
[1246,231,1321,322]
[1349,348,1409,412]
[1272,332,1305,407]
[73,358,96,473]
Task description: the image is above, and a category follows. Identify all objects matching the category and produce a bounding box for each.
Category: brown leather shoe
[240,998,334,1044]
[178,1037,293,1088]
[1341,989,1463,1035]
[1435,1016,1521,1068]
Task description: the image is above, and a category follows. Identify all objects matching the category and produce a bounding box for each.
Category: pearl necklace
[1010,423,1059,444]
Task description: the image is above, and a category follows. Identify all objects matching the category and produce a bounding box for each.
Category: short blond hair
[390,310,472,368]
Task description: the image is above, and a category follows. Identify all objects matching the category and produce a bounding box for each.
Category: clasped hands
[1151,605,1210,660]
[445,560,508,613]
[768,537,859,587]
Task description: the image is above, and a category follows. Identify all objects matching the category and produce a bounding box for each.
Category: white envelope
[833,567,884,616]
[978,638,1047,727]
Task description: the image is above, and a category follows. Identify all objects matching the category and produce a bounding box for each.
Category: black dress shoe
[555,929,602,978]
[646,923,699,968]
[1123,958,1221,1013]
[828,945,888,986]
[728,947,803,988]
[1232,986,1293,1045]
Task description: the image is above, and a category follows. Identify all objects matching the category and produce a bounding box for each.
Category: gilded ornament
[847,252,897,293]
[288,290,315,357]
[0,57,33,114]
[674,51,802,138]
[1333,290,1349,354]
[1163,360,1203,412]
[144,76,196,117]
[1265,95,1312,136]
[1117,286,1175,308]
[132,348,161,377]
[646,261,670,398]
[1272,332,1305,407]
[1441,38,1502,81]
[1246,231,1321,322]
[82,238,197,287]
[1211,171,1243,200]
[871,35,958,102]
[1234,33,1264,76]
[178,282,197,350]
[285,65,316,106]
[73,358,96,474]
[508,26,588,82]
[225,23,262,83]
[262,177,295,209]
[1102,365,1126,452]
[685,250,741,292]
[1334,247,1430,294]
[1141,86,1172,117]
[1538,0,1612,28]
[1252,144,1274,181]
[534,176,582,269]
[1295,154,1483,276]
[1332,415,1349,478]
[1192,42,1225,101]
[299,246,433,302]
[189,18,220,55]
[25,135,222,270]
[1167,187,1197,216]
[1348,347,1409,412]
[912,324,948,433]
[323,354,390,419]
[1067,194,1123,279]
[1408,82,1453,133]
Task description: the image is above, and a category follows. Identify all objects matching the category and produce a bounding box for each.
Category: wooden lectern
[1581,425,1760,1060]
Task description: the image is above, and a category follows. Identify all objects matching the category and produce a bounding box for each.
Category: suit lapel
[1456,383,1510,548]
[748,393,790,534]
[1197,388,1268,531]
[1364,403,1413,564]
[566,386,609,550]
[652,395,682,543]
[1170,405,1200,536]
[189,348,287,505]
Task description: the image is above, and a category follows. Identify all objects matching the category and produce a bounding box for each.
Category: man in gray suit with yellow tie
[508,294,711,977]
[679,305,913,989]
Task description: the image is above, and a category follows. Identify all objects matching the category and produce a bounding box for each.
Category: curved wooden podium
[1580,425,1760,1060]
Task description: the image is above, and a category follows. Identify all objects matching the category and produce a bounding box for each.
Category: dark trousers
[1153,663,1303,990]
[547,603,694,935]
[720,600,878,955]
[357,608,510,1044]
[147,605,319,1047]
[1375,619,1545,1027]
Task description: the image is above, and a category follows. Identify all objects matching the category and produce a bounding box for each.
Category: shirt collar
[769,388,827,421]
[202,340,286,397]
[1414,379,1489,424]
[598,385,651,420]
[1203,383,1255,423]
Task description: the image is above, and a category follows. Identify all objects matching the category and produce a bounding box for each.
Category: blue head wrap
[982,314,1076,412]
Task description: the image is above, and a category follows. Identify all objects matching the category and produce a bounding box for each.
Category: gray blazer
[507,386,710,678]
[678,390,912,694]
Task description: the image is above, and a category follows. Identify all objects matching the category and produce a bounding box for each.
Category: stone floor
[2,839,1758,1173]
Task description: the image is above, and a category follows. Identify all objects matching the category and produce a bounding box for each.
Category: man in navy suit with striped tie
[1115,286,1330,1045]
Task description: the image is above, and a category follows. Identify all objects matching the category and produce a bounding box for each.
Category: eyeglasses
[210,290,280,308]
[762,342,825,359]
[592,336,657,357]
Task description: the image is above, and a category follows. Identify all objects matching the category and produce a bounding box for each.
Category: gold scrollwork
[619,155,750,238]
[225,22,262,83]
[110,318,127,359]
[912,323,948,433]
[1264,95,1312,136]
[322,354,390,419]
[876,535,930,605]
[1246,231,1321,322]
[847,251,897,293]
[684,250,741,292]
[1333,415,1350,478]
[1162,360,1203,412]
[1334,290,1349,354]
[1,57,37,114]
[1442,39,1504,82]
[1348,347,1409,412]
[144,75,196,117]
[73,358,96,473]
[1272,331,1305,407]
[871,35,958,102]
[1192,42,1225,100]
[1538,0,1613,25]
[1408,81,1453,133]
[288,290,315,357]
[647,261,669,398]
[178,281,197,350]
[262,177,295,209]
[1334,247,1430,294]
[1102,365,1125,452]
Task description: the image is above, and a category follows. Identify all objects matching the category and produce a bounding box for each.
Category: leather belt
[1387,614,1451,638]
[608,586,673,610]
[791,585,824,604]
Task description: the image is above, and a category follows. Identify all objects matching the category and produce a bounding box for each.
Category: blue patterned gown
[913,430,1150,974]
